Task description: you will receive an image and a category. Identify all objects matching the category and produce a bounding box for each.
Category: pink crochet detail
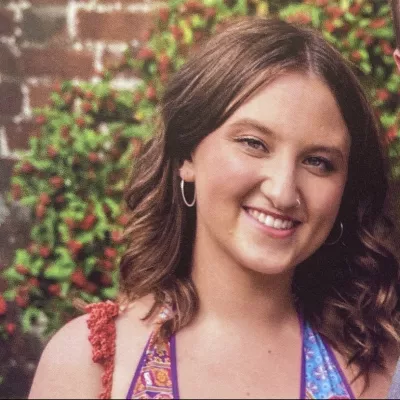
[86,300,120,399]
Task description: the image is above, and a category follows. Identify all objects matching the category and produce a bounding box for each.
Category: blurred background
[0,0,399,398]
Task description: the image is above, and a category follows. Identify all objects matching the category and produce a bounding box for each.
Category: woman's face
[180,72,350,276]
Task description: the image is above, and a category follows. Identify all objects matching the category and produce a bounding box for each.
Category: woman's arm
[28,314,102,399]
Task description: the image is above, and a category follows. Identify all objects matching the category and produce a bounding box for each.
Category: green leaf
[21,307,43,333]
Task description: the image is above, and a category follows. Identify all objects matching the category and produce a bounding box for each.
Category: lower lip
[243,208,298,239]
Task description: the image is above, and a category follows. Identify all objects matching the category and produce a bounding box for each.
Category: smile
[245,208,299,231]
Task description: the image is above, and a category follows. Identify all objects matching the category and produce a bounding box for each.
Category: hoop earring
[180,179,196,207]
[325,222,343,246]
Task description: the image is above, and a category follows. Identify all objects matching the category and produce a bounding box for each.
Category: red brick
[5,121,39,151]
[77,10,155,42]
[0,44,20,76]
[29,84,53,108]
[21,47,94,79]
[0,8,14,36]
[0,82,22,116]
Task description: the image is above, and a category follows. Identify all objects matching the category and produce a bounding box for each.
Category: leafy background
[0,0,398,398]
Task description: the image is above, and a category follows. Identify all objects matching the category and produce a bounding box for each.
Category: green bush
[1,0,398,394]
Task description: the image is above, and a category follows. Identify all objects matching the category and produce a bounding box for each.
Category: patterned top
[126,312,355,400]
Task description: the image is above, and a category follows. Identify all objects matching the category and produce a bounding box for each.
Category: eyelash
[236,137,335,173]
[304,156,335,173]
[236,137,268,152]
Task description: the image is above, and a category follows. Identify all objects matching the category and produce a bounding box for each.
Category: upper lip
[243,206,301,223]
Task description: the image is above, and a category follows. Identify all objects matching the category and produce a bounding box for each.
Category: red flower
[20,161,35,174]
[35,203,46,219]
[5,323,16,335]
[88,152,100,163]
[11,184,22,200]
[104,247,118,259]
[376,88,390,102]
[47,145,58,158]
[71,268,87,288]
[369,18,386,29]
[35,115,47,125]
[15,295,28,308]
[39,193,51,205]
[48,284,61,296]
[80,214,97,230]
[49,176,64,189]
[137,47,154,61]
[145,86,157,101]
[159,7,169,23]
[39,246,51,258]
[15,264,29,275]
[68,240,83,256]
[0,295,7,315]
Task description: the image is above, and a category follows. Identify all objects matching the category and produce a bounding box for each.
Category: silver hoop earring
[180,179,196,207]
[325,222,343,246]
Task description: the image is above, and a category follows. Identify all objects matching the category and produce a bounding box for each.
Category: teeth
[247,209,294,230]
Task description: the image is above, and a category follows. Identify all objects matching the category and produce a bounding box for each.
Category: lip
[243,206,301,223]
[243,207,301,239]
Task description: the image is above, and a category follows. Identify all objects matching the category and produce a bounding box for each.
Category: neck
[190,233,298,332]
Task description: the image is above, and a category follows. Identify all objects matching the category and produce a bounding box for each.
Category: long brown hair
[391,0,400,47]
[120,17,400,383]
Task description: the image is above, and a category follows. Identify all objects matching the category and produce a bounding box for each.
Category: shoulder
[29,313,102,399]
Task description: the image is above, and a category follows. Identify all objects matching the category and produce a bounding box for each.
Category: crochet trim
[86,300,120,399]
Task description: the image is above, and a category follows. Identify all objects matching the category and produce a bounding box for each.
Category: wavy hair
[391,0,400,47]
[119,17,400,384]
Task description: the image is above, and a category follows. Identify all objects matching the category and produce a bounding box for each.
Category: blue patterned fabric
[303,321,354,399]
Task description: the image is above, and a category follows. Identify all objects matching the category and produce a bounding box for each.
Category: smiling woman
[29,17,400,400]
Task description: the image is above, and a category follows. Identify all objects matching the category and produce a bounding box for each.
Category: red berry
[55,195,65,204]
[100,273,112,286]
[369,18,386,29]
[28,277,39,287]
[47,145,58,158]
[20,161,35,174]
[118,214,129,226]
[11,184,22,200]
[111,230,123,243]
[82,101,92,113]
[350,50,362,62]
[67,240,83,255]
[85,282,98,294]
[0,296,7,315]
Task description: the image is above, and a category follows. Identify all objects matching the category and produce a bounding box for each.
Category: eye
[236,137,268,152]
[304,156,334,173]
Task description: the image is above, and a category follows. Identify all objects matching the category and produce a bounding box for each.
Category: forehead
[227,72,350,150]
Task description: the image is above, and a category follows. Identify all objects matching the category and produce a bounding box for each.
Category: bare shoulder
[29,314,102,399]
[111,295,159,398]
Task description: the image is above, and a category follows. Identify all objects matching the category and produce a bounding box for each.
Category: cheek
[306,179,346,222]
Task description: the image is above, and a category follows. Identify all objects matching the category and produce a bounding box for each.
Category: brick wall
[0,0,160,277]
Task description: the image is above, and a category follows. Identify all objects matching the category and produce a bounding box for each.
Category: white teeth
[247,209,294,230]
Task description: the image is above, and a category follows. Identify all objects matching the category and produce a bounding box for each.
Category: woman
[29,17,400,399]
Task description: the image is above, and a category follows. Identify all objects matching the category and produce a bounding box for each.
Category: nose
[260,158,299,211]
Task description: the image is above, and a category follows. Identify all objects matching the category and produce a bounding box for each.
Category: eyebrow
[229,118,347,161]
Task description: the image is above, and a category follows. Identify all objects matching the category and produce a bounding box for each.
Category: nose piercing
[295,198,301,207]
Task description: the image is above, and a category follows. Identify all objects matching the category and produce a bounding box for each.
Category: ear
[179,159,195,182]
[394,48,400,72]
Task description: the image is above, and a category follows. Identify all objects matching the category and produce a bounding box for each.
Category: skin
[395,48,400,71]
[29,72,395,399]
